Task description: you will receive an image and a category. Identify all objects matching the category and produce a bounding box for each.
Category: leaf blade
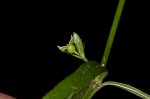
[42,60,107,99]
[73,32,85,59]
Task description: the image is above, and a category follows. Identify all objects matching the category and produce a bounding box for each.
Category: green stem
[102,81,150,99]
[100,0,125,68]
[82,71,108,99]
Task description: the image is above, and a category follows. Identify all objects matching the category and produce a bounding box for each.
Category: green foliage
[43,0,150,98]
[72,32,85,60]
[57,32,88,62]
[42,60,107,99]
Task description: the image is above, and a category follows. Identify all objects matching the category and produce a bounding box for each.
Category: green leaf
[73,32,85,59]
[42,60,107,99]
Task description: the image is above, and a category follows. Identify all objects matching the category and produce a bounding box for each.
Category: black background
[1,0,150,99]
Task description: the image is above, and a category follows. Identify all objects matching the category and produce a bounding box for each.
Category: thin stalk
[102,81,150,99]
[82,0,125,98]
[101,0,125,68]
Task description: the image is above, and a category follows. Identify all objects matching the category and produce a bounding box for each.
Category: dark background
[1,0,150,99]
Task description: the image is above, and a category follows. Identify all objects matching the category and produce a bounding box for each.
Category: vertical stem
[101,0,125,68]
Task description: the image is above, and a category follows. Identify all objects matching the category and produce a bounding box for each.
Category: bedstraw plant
[43,0,150,99]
